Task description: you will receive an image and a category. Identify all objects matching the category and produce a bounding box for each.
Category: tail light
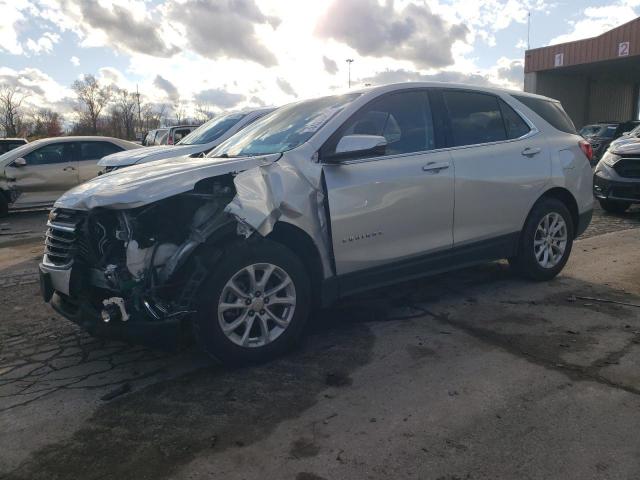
[579,140,593,162]
[168,135,174,145]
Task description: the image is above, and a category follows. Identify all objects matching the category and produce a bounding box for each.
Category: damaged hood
[610,138,640,155]
[98,144,206,167]
[55,154,280,210]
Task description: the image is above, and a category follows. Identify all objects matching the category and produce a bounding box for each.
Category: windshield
[210,93,360,158]
[178,113,246,146]
[627,125,640,137]
[594,125,617,139]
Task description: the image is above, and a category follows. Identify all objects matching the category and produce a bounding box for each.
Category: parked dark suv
[594,140,640,213]
[581,121,640,163]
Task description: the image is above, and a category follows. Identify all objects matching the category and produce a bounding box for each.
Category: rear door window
[77,141,123,160]
[512,95,576,134]
[443,91,507,146]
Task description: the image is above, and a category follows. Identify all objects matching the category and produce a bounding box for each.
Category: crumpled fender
[226,155,333,277]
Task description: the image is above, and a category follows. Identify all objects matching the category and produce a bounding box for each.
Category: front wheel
[510,198,574,281]
[599,199,630,214]
[193,240,310,365]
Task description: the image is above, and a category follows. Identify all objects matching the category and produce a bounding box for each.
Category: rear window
[512,95,576,134]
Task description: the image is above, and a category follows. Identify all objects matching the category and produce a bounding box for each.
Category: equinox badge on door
[342,231,383,243]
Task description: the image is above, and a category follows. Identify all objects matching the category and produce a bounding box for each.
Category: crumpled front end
[40,176,237,346]
[40,151,332,344]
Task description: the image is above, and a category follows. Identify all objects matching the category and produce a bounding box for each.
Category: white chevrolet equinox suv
[40,83,594,364]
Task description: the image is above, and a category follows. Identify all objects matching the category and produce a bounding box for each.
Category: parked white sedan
[0,136,140,215]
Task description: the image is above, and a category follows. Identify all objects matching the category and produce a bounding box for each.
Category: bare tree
[114,88,137,140]
[139,102,167,133]
[72,74,112,135]
[0,85,27,137]
[31,108,63,138]
[194,102,214,123]
[134,85,142,138]
[173,102,187,125]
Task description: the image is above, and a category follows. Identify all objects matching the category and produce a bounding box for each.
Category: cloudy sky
[1,0,639,119]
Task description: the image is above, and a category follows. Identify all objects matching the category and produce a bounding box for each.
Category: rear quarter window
[512,95,576,135]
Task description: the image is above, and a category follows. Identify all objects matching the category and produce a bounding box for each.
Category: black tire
[599,199,630,214]
[193,239,311,365]
[509,198,574,281]
[0,193,8,218]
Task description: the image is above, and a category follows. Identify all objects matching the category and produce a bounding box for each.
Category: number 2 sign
[619,41,630,57]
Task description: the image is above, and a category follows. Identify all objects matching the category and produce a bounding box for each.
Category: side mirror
[326,135,387,162]
[623,132,631,137]
[13,157,26,167]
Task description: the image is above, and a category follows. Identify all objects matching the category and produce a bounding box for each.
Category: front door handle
[521,147,542,157]
[422,161,450,173]
[63,166,76,171]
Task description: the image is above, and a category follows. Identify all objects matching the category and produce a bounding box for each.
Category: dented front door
[322,90,454,275]
[7,142,78,207]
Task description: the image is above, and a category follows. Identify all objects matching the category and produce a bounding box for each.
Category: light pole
[346,59,354,88]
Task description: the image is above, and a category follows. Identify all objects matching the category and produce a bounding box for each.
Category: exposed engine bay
[77,175,237,325]
[41,153,333,347]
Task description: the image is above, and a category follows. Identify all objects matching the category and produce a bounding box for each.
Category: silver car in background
[0,136,140,216]
[98,108,274,172]
[40,83,593,364]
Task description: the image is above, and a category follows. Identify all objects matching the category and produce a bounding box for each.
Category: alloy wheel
[533,212,568,269]
[217,263,296,348]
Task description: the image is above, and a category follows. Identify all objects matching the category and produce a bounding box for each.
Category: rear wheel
[510,198,574,281]
[193,240,310,365]
[599,199,630,214]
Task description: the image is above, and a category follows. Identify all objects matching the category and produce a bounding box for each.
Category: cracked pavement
[1,207,640,479]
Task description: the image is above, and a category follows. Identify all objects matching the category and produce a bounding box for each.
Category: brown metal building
[524,17,640,128]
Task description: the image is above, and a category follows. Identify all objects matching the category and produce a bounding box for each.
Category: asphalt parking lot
[1,205,640,479]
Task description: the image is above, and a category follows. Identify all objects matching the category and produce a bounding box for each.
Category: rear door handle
[422,161,450,173]
[521,147,542,157]
[63,166,76,171]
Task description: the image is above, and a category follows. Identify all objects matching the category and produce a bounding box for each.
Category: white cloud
[427,0,550,47]
[315,0,469,69]
[549,2,640,44]
[70,56,80,66]
[0,66,75,114]
[25,32,60,54]
[0,0,30,55]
